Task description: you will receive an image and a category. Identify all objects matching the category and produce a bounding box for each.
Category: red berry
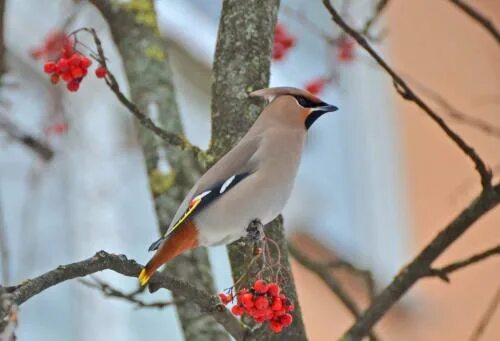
[282,36,295,49]
[57,58,69,72]
[267,283,280,297]
[305,78,328,95]
[241,293,254,308]
[272,43,285,60]
[252,308,266,318]
[218,293,229,304]
[61,71,73,81]
[263,308,274,320]
[254,280,268,294]
[69,54,81,66]
[81,57,92,68]
[254,296,269,310]
[95,66,108,78]
[254,315,266,323]
[271,297,282,311]
[71,67,84,78]
[61,46,74,59]
[50,74,60,84]
[43,61,56,73]
[66,80,80,92]
[275,24,285,38]
[280,313,293,326]
[231,305,244,316]
[275,307,287,317]
[337,37,355,62]
[269,320,283,333]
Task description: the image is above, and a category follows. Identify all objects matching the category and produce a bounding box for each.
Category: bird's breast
[195,129,305,246]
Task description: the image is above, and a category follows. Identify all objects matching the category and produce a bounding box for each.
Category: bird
[138,86,338,285]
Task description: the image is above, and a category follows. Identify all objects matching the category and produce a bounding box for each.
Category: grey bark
[0,288,16,341]
[90,2,228,340]
[210,1,307,340]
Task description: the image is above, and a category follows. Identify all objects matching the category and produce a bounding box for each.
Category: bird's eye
[294,95,321,108]
[295,95,313,107]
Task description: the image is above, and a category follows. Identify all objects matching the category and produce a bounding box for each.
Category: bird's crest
[249,86,321,103]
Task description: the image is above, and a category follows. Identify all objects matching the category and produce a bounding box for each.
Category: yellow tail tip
[138,268,151,286]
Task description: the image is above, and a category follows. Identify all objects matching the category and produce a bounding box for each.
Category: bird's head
[249,86,338,130]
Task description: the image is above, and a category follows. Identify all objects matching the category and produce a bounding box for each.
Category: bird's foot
[245,219,265,244]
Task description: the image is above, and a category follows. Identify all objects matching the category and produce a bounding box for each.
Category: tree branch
[322,0,493,190]
[0,112,54,161]
[4,251,247,340]
[424,244,500,282]
[288,243,379,341]
[341,183,500,339]
[76,26,207,166]
[79,277,180,309]
[447,0,500,44]
[409,79,500,139]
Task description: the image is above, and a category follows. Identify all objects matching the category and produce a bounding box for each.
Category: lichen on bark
[91,1,228,340]
[210,0,307,339]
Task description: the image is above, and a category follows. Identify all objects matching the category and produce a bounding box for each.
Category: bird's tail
[138,267,152,287]
[138,250,166,286]
[138,221,199,286]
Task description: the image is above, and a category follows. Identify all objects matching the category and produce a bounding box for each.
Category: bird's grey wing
[147,134,262,250]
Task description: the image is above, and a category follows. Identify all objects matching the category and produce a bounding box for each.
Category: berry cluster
[273,24,295,61]
[305,77,328,95]
[337,36,355,62]
[35,30,109,92]
[43,54,108,92]
[43,54,93,92]
[219,280,294,333]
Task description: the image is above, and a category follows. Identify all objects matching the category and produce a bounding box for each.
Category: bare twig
[338,183,500,339]
[425,245,500,282]
[322,0,493,190]
[410,79,500,139]
[447,0,500,44]
[469,286,500,341]
[4,251,247,340]
[361,0,389,36]
[79,277,179,309]
[73,27,207,164]
[288,243,379,341]
[0,113,54,161]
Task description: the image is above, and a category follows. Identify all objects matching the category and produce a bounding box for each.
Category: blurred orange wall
[291,1,500,340]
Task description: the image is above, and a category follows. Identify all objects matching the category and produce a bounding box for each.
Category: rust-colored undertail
[138,220,199,286]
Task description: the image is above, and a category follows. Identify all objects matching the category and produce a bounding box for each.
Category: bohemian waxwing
[138,87,338,285]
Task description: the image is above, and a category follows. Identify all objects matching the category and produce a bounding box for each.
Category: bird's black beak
[317,103,338,113]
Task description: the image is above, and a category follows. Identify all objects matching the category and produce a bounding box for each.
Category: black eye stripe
[294,95,325,108]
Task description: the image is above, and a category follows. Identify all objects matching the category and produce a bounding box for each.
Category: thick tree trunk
[91,2,228,340]
[210,1,308,339]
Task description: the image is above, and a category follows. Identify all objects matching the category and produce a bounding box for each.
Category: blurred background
[0,0,498,340]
